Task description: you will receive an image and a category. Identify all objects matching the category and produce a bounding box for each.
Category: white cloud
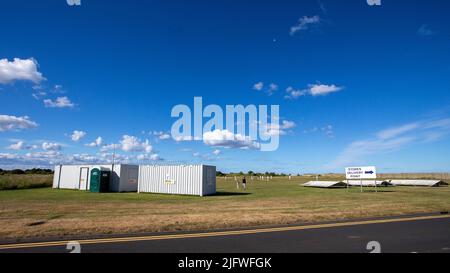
[136,153,161,161]
[267,83,279,95]
[285,86,307,99]
[203,129,260,150]
[120,135,153,154]
[71,130,87,142]
[377,123,420,140]
[100,143,117,152]
[0,151,63,167]
[417,24,434,37]
[329,118,450,168]
[264,120,297,136]
[159,134,171,140]
[284,83,343,99]
[153,131,171,140]
[0,115,38,132]
[150,154,160,161]
[44,96,75,108]
[290,16,321,36]
[253,82,264,91]
[213,149,221,156]
[32,91,47,100]
[308,84,343,96]
[0,58,45,84]
[253,82,278,96]
[42,142,62,151]
[281,120,296,130]
[7,141,38,151]
[321,125,335,138]
[86,137,103,147]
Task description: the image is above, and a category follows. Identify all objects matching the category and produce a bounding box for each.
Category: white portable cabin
[53,164,139,192]
[138,165,216,196]
[303,181,347,188]
[389,180,449,187]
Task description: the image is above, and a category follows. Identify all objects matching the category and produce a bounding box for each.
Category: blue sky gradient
[1,0,450,173]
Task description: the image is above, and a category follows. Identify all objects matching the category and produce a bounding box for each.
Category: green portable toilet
[90,168,111,193]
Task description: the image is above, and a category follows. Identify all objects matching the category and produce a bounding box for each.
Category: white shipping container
[53,164,139,192]
[138,165,216,196]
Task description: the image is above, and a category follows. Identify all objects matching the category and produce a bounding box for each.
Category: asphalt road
[1,214,450,253]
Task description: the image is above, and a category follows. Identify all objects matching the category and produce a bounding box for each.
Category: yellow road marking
[1,214,449,250]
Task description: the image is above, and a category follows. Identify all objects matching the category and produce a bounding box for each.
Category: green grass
[0,176,449,239]
[0,174,53,190]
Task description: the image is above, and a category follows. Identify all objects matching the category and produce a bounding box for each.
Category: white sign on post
[345,166,377,180]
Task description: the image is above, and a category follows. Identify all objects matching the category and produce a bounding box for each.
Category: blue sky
[1,0,450,173]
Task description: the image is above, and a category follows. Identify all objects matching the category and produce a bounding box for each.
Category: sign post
[345,166,377,193]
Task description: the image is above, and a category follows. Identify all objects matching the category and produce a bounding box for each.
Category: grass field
[0,176,449,240]
[0,175,53,191]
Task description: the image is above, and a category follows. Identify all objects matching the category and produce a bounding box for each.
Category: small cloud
[417,24,434,37]
[86,137,103,147]
[44,96,75,108]
[290,16,321,36]
[309,83,343,96]
[32,91,47,100]
[42,142,62,151]
[253,82,264,91]
[71,130,87,142]
[267,83,279,96]
[285,86,307,99]
[213,149,221,156]
[253,82,278,96]
[285,83,343,99]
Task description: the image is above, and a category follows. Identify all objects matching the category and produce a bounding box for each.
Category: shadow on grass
[212,191,252,197]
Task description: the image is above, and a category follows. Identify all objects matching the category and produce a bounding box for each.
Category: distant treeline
[216,171,297,177]
[0,168,54,175]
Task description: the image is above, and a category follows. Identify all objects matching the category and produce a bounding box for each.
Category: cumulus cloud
[203,129,260,150]
[0,58,45,84]
[120,135,153,153]
[44,96,75,108]
[42,142,62,151]
[0,115,38,132]
[7,141,38,151]
[290,16,321,36]
[86,137,103,147]
[71,130,86,142]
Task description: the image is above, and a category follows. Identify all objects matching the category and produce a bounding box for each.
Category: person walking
[242,176,247,191]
